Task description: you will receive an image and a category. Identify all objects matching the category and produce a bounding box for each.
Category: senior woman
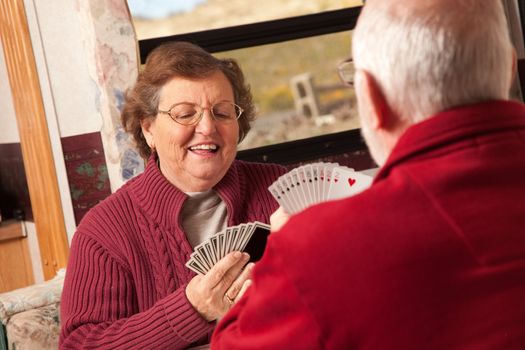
[60,41,285,350]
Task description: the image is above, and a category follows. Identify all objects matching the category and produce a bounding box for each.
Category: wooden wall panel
[0,0,69,280]
[0,221,34,293]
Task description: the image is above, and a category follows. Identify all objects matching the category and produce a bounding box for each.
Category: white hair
[352,0,515,123]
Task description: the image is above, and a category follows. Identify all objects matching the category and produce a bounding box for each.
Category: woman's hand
[186,251,254,321]
[270,206,291,232]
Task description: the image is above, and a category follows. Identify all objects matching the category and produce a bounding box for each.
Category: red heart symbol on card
[348,178,356,186]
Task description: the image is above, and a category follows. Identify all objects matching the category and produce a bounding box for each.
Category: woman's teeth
[189,144,218,151]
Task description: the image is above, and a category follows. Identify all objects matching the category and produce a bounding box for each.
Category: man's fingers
[270,206,290,232]
[204,251,249,288]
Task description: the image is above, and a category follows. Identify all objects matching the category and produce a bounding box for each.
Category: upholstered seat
[0,269,64,350]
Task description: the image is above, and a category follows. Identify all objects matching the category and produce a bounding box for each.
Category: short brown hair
[121,41,255,159]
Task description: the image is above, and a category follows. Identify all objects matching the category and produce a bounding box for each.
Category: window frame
[138,7,362,58]
[136,6,374,168]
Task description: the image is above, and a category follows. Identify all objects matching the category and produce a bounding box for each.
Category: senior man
[212,0,525,349]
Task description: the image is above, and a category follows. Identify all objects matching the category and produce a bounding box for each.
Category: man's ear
[140,118,155,149]
[356,69,393,131]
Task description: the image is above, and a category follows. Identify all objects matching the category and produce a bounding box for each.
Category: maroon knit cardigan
[60,156,285,349]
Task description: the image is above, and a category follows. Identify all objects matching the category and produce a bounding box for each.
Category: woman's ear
[140,118,155,149]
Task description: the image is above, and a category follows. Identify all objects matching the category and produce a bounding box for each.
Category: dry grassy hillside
[133,0,363,39]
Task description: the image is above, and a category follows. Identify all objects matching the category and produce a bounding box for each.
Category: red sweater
[213,100,525,349]
[60,157,285,349]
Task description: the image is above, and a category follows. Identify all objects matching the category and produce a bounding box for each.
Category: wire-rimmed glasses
[158,101,244,126]
[337,57,354,86]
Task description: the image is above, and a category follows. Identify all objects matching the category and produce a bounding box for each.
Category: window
[128,1,373,168]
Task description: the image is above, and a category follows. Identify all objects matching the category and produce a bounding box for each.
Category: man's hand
[270,206,291,232]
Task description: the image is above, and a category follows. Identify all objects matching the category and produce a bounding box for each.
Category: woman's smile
[188,142,220,157]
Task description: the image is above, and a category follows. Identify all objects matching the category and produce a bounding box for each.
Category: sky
[127,0,207,19]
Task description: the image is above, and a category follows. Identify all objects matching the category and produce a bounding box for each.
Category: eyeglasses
[158,101,244,126]
[337,58,354,86]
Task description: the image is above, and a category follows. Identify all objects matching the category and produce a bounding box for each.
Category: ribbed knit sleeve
[60,233,212,349]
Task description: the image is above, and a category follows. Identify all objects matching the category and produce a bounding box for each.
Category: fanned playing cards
[186,162,373,275]
[268,162,373,214]
[186,221,271,275]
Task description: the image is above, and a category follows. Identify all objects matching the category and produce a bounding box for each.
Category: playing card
[230,227,242,252]
[321,163,333,201]
[224,227,233,254]
[288,169,306,211]
[269,182,294,213]
[237,222,254,252]
[204,241,217,265]
[288,170,307,211]
[195,243,213,271]
[242,222,271,262]
[327,167,373,200]
[210,235,219,263]
[186,259,206,275]
[281,173,302,213]
[276,177,293,212]
[192,253,209,273]
[304,164,317,204]
[319,163,334,201]
[233,224,247,252]
[218,231,226,260]
[268,183,285,210]
[297,166,313,207]
[312,163,324,203]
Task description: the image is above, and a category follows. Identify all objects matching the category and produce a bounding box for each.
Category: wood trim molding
[0,236,35,292]
[0,220,25,242]
[0,0,69,279]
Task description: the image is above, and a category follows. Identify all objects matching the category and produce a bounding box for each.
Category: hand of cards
[268,162,373,214]
[186,222,271,275]
[186,162,373,275]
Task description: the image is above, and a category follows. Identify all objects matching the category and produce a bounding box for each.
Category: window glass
[128,0,363,39]
[215,32,358,150]
[128,0,361,149]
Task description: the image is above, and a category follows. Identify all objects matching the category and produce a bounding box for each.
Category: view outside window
[128,0,362,149]
[216,33,358,150]
[128,0,363,38]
